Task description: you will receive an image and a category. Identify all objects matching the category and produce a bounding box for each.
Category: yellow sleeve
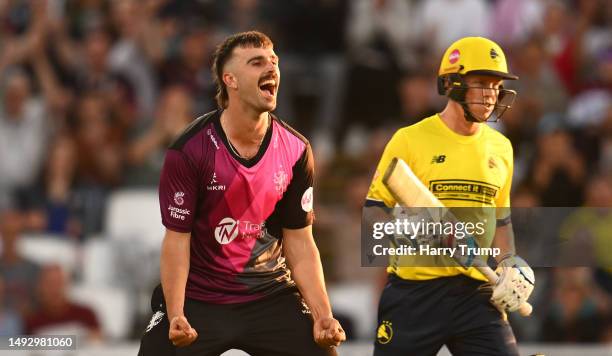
[495,143,513,219]
[366,129,409,208]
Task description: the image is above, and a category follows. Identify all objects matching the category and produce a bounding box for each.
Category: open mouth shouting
[259,77,277,100]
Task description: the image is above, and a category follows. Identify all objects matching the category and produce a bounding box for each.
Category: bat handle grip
[475,265,533,317]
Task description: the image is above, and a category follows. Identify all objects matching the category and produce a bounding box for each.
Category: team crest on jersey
[174,192,185,206]
[145,311,165,333]
[488,157,498,169]
[301,187,314,212]
[377,321,393,344]
[274,169,288,194]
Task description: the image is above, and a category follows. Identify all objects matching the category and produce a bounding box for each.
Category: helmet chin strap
[459,102,498,123]
[459,102,483,123]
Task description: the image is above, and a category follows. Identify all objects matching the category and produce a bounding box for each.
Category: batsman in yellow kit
[366,37,536,355]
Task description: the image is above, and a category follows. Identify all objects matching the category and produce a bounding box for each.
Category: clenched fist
[313,317,346,348]
[169,315,198,347]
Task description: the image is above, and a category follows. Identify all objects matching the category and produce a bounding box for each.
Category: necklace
[227,134,264,160]
[223,114,269,160]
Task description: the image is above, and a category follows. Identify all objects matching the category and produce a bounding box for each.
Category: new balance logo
[431,155,446,164]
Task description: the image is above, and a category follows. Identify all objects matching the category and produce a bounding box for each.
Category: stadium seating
[104,189,164,251]
[69,284,133,340]
[17,233,79,275]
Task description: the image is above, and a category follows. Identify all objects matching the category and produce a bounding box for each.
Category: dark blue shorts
[374,274,519,356]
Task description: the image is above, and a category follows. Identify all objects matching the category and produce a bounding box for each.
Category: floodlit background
[0,0,610,355]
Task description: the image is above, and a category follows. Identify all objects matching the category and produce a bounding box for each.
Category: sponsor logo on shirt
[214,217,267,244]
[168,205,191,221]
[214,217,239,244]
[207,172,226,191]
[431,155,446,164]
[301,187,313,212]
[207,129,219,150]
[174,191,185,206]
[429,179,499,205]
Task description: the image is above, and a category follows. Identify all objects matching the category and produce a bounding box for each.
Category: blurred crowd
[0,0,611,345]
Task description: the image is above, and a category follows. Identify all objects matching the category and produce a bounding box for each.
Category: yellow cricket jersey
[366,114,513,281]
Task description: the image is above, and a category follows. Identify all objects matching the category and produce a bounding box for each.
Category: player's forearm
[160,230,191,320]
[492,224,516,263]
[290,245,334,321]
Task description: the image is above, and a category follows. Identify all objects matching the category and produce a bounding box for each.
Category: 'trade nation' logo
[214,217,239,244]
[377,321,393,344]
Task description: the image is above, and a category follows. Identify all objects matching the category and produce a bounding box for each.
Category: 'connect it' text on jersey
[159,110,314,304]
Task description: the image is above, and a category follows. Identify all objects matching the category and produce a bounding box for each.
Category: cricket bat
[382,157,533,317]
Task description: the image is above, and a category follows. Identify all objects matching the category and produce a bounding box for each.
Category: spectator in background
[316,168,379,283]
[23,136,82,238]
[419,0,491,54]
[529,114,586,206]
[512,36,569,121]
[488,0,544,46]
[0,68,48,209]
[560,174,612,296]
[70,92,123,235]
[600,106,612,174]
[541,268,609,343]
[0,276,23,336]
[107,0,159,120]
[159,25,216,114]
[397,71,439,125]
[261,0,348,163]
[73,92,123,188]
[125,85,195,186]
[26,264,102,342]
[342,0,415,141]
[0,210,39,318]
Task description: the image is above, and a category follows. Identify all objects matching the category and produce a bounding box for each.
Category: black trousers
[373,275,519,356]
[138,285,336,356]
